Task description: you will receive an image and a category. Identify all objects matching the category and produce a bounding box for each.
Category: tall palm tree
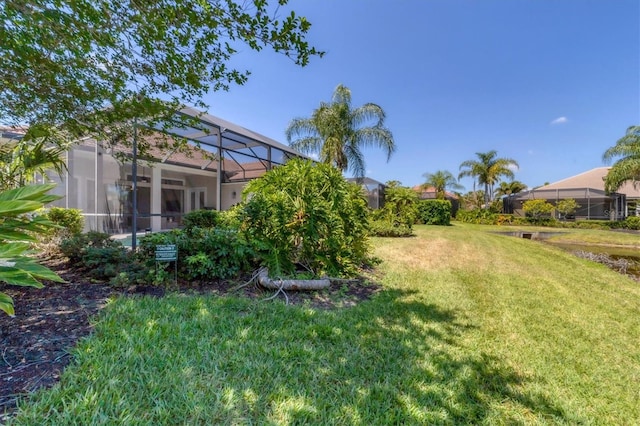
[285,84,395,178]
[602,125,640,193]
[421,170,464,199]
[494,180,527,198]
[458,150,519,208]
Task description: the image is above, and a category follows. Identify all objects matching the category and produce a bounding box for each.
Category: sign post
[155,244,177,285]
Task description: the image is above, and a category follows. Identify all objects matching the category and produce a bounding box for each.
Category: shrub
[555,199,580,220]
[378,184,419,228]
[241,159,370,278]
[624,216,640,230]
[417,199,451,225]
[82,246,128,279]
[137,228,253,281]
[60,232,122,264]
[182,209,220,231]
[45,207,84,237]
[455,209,498,225]
[522,199,555,224]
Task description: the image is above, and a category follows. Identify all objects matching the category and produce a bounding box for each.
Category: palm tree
[458,150,519,208]
[494,180,527,198]
[0,125,69,191]
[285,84,395,178]
[421,170,464,199]
[602,125,640,193]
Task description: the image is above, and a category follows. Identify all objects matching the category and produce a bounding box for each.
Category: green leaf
[0,229,37,242]
[12,259,64,283]
[0,200,44,216]
[0,184,57,202]
[0,242,31,257]
[0,292,15,317]
[0,267,45,288]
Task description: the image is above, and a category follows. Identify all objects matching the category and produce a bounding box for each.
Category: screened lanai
[48,106,306,236]
[504,188,627,220]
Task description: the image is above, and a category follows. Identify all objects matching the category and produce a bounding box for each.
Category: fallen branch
[257,269,330,291]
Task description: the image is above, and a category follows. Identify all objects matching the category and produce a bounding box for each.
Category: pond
[496,231,640,280]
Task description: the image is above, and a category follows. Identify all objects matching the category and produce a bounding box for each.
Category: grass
[9,223,640,425]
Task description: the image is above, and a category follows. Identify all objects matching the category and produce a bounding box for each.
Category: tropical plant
[460,190,486,211]
[522,199,555,223]
[417,199,451,225]
[494,180,527,198]
[373,182,419,229]
[0,125,70,191]
[285,84,395,178]
[0,184,64,316]
[556,199,580,220]
[602,125,640,193]
[241,159,370,277]
[1,1,322,137]
[421,170,463,199]
[458,150,519,208]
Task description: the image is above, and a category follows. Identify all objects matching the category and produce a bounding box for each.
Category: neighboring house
[412,185,460,216]
[7,107,307,234]
[347,177,385,209]
[504,167,640,220]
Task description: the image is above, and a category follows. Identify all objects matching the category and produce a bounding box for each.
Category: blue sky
[204,0,639,191]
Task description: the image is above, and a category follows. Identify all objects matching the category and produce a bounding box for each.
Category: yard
[4,223,640,424]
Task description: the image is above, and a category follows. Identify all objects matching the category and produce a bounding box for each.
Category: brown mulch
[0,259,380,421]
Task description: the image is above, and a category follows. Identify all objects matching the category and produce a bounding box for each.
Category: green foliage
[421,170,463,199]
[455,209,499,225]
[602,125,640,193]
[183,209,220,231]
[60,231,121,263]
[555,199,580,220]
[375,183,418,229]
[417,199,452,225]
[624,216,640,230]
[82,246,128,279]
[459,151,519,207]
[522,199,555,224]
[241,159,370,277]
[137,227,253,281]
[286,84,395,178]
[1,1,323,136]
[43,207,84,238]
[0,184,64,316]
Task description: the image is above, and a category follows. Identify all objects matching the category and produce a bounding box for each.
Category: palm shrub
[0,184,64,316]
[241,159,370,278]
[417,199,452,225]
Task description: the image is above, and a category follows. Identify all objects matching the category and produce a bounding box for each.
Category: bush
[60,231,121,263]
[182,209,220,231]
[241,159,370,278]
[522,199,555,224]
[45,207,84,237]
[455,209,498,225]
[417,199,451,225]
[555,199,580,220]
[624,216,640,230]
[137,227,254,281]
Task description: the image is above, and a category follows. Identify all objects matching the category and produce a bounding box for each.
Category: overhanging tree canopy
[1,0,323,135]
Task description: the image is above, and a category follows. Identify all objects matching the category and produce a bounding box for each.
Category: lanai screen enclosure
[47,107,306,247]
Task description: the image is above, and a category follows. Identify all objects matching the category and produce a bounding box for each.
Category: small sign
[156,244,177,262]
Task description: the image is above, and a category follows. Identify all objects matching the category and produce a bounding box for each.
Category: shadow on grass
[9,288,574,424]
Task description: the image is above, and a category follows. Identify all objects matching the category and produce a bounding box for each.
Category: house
[504,167,640,220]
[347,177,386,209]
[412,185,460,216]
[14,106,307,233]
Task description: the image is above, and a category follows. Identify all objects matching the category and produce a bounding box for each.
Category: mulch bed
[0,259,379,421]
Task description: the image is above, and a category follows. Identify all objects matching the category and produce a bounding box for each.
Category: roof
[536,167,640,198]
[412,185,459,200]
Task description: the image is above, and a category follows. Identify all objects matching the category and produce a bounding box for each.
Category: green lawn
[10,224,640,425]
